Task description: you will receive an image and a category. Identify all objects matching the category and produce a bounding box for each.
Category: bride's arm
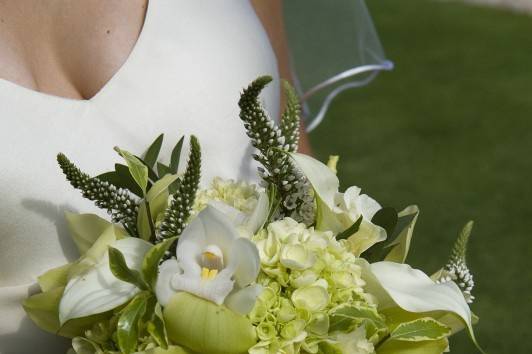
[251,0,312,154]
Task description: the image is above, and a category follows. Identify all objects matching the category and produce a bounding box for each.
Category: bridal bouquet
[24,77,483,354]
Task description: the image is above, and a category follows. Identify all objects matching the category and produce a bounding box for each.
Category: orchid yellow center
[200,245,224,281]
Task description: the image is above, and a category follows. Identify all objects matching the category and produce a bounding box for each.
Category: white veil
[283,0,393,131]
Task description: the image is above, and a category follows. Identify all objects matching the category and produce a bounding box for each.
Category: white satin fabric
[0,1,279,352]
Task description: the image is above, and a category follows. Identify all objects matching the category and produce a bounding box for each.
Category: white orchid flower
[208,190,269,238]
[156,206,262,315]
[289,152,386,255]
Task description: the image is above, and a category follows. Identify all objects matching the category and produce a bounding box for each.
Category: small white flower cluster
[437,259,475,303]
[194,177,260,215]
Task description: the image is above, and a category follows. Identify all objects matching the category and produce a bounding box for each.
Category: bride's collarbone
[0,0,148,100]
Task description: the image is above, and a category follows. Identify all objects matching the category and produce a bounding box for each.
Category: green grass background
[306,1,532,353]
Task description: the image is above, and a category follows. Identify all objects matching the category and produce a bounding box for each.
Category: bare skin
[0,0,310,151]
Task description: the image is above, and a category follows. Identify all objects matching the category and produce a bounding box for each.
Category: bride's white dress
[0,1,279,352]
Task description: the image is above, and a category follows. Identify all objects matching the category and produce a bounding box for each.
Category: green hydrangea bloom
[249,218,380,354]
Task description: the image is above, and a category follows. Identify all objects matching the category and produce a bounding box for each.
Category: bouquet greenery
[23,77,483,354]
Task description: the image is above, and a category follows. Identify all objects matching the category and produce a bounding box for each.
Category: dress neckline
[0,0,152,105]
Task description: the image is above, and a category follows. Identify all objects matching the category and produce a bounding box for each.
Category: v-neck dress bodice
[0,1,279,351]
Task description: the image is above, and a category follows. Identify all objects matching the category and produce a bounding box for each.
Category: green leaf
[329,303,386,333]
[143,134,164,168]
[136,155,160,182]
[390,317,451,342]
[170,136,185,173]
[137,202,152,241]
[65,212,112,255]
[146,174,179,203]
[117,293,149,354]
[142,237,178,289]
[376,338,449,354]
[336,215,363,240]
[147,304,169,349]
[115,148,149,194]
[97,164,144,197]
[384,205,419,263]
[108,247,147,290]
[37,263,72,292]
[157,162,172,178]
[372,207,398,237]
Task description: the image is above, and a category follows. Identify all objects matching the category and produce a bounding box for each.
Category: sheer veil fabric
[284,0,392,131]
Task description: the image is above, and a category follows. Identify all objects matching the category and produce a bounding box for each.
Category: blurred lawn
[309,0,532,353]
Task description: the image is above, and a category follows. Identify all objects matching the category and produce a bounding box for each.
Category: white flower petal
[59,237,152,325]
[229,238,261,288]
[155,259,181,306]
[171,269,234,305]
[288,152,339,209]
[356,194,382,221]
[208,200,248,226]
[242,191,269,235]
[362,261,475,340]
[224,284,264,315]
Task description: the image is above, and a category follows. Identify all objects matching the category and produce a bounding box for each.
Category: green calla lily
[163,292,257,354]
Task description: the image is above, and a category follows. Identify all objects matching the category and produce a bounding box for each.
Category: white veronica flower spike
[156,206,262,315]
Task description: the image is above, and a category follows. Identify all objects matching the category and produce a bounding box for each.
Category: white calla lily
[156,206,262,315]
[289,152,386,254]
[59,235,152,325]
[360,260,479,345]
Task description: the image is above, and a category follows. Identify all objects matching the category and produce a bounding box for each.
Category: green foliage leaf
[384,205,420,263]
[108,247,147,290]
[117,293,149,354]
[157,162,172,178]
[170,136,185,173]
[329,303,386,334]
[147,304,169,349]
[137,202,152,241]
[143,134,164,168]
[98,164,144,197]
[336,215,363,240]
[372,207,398,236]
[65,212,112,255]
[142,237,178,289]
[115,148,149,194]
[37,263,72,292]
[146,174,179,203]
[376,338,449,354]
[390,317,451,342]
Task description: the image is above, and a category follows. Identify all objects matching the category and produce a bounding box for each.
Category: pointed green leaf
[372,207,398,237]
[109,247,148,290]
[157,162,172,178]
[390,317,451,341]
[329,303,386,333]
[144,134,164,168]
[147,304,169,349]
[117,293,149,354]
[170,136,185,173]
[142,237,178,289]
[146,174,179,203]
[65,212,112,255]
[336,216,363,240]
[137,202,152,241]
[38,263,72,292]
[376,338,449,354]
[115,148,149,194]
[384,205,419,263]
